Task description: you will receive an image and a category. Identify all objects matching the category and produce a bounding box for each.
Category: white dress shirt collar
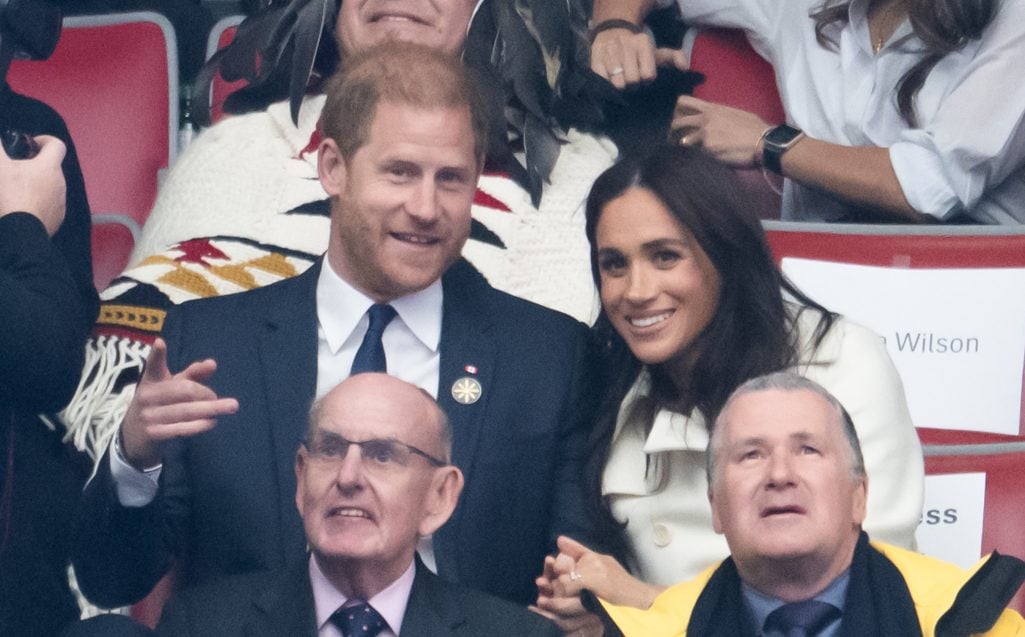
[316,258,443,356]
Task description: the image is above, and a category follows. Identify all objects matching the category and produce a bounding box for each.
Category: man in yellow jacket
[598,371,1025,636]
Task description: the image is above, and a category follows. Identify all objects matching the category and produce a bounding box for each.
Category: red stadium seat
[7,12,179,229]
[204,15,245,124]
[90,214,139,291]
[764,221,1025,444]
[924,443,1025,614]
[684,27,786,219]
[685,27,785,125]
[764,221,1025,269]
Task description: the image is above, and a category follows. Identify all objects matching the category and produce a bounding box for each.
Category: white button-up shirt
[667,0,1025,223]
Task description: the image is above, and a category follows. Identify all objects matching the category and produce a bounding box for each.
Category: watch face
[765,125,802,148]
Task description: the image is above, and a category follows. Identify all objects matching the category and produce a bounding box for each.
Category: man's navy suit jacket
[155,557,562,636]
[73,259,596,609]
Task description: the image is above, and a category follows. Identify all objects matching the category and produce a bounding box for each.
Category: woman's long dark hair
[582,146,835,563]
[811,0,996,127]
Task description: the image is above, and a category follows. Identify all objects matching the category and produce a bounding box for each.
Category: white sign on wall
[916,472,986,569]
[782,259,1025,434]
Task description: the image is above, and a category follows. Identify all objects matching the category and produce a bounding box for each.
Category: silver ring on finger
[569,570,583,582]
[610,66,624,75]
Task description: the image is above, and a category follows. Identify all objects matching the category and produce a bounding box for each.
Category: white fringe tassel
[60,335,149,463]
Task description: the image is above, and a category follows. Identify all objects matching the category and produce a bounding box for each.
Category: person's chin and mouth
[621,309,676,341]
[614,307,701,367]
[381,232,449,283]
[314,505,380,556]
[388,230,443,253]
[365,12,436,45]
[325,504,375,524]
[759,503,809,524]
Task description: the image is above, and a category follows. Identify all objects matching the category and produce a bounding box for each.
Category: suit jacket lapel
[244,561,319,637]
[839,533,922,637]
[400,559,466,636]
[433,261,497,581]
[260,261,321,562]
[687,559,758,637]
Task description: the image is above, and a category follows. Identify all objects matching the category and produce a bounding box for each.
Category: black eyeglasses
[302,433,447,476]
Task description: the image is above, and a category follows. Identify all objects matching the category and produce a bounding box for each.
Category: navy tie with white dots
[330,602,387,637]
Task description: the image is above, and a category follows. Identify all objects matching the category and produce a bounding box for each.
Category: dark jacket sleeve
[0,86,100,637]
[0,212,90,413]
[71,306,188,608]
[0,88,98,416]
[549,322,602,548]
[71,446,181,608]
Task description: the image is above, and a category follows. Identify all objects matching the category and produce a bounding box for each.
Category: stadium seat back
[924,445,1025,614]
[7,12,179,229]
[90,214,139,291]
[686,26,784,124]
[684,27,785,218]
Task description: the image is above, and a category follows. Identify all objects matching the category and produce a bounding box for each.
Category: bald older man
[156,374,560,636]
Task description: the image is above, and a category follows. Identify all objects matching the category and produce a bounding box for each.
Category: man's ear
[709,487,725,535]
[318,137,347,196]
[294,449,308,517]
[852,475,868,527]
[417,466,464,538]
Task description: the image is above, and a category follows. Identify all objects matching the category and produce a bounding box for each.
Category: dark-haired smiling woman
[533,147,924,625]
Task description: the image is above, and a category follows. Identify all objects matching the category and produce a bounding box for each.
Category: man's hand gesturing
[120,338,239,470]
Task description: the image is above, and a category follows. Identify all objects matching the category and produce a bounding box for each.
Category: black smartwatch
[761,124,805,174]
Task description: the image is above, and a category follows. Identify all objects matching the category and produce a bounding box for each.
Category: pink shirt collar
[309,553,416,636]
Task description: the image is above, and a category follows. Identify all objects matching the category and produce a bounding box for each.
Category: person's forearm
[592,0,657,25]
[780,137,927,223]
[617,579,666,610]
[0,213,89,411]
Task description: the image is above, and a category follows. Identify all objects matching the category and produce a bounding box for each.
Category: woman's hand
[533,552,605,636]
[591,28,689,90]
[672,96,771,167]
[532,536,665,635]
[672,96,926,220]
[590,0,687,90]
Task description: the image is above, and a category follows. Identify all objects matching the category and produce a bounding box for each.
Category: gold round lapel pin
[451,377,482,405]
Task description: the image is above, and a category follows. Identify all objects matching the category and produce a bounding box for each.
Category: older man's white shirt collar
[316,259,442,355]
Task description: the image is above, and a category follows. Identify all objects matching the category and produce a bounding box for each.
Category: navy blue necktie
[764,600,841,637]
[330,602,387,637]
[350,304,397,375]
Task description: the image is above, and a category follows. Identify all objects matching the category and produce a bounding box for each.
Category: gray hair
[706,371,866,486]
